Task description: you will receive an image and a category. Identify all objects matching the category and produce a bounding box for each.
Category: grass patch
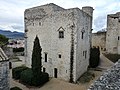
[10,56,22,62]
[77,71,95,83]
[10,86,22,90]
[104,53,120,63]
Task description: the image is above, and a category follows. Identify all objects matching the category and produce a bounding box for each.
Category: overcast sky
[0,0,120,32]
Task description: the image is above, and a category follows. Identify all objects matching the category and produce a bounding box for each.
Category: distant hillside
[0,30,24,39]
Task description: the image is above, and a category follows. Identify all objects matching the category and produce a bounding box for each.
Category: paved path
[10,77,85,90]
[98,53,114,69]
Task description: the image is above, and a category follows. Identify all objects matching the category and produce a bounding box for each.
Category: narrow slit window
[43,67,46,72]
[118,36,119,40]
[45,53,47,62]
[81,32,84,39]
[85,51,87,59]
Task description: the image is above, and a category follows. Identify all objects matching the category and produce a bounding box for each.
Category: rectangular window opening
[59,31,64,38]
[45,53,47,62]
[59,54,61,58]
[43,67,46,72]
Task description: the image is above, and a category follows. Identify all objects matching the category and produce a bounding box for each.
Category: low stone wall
[0,61,9,90]
[88,60,120,90]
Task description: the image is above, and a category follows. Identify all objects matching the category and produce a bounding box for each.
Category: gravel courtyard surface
[10,53,113,90]
[10,69,103,90]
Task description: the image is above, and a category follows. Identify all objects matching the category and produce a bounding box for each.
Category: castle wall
[92,32,106,51]
[74,9,93,82]
[0,61,9,90]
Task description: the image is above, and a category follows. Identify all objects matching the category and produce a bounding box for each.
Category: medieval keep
[24,3,93,82]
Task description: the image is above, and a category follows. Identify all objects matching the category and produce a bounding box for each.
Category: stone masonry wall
[0,61,9,90]
[88,60,120,90]
[92,32,106,51]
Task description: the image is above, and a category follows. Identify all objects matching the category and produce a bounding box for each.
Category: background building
[92,31,106,51]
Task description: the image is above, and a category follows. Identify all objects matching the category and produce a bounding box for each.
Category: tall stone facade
[92,31,106,51]
[24,3,93,82]
[0,48,9,90]
[106,12,120,54]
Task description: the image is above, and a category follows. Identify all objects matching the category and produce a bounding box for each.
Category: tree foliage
[89,47,100,68]
[14,36,49,86]
[31,36,42,85]
[12,66,28,80]
[0,34,8,46]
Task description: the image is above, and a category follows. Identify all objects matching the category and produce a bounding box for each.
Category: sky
[0,0,120,32]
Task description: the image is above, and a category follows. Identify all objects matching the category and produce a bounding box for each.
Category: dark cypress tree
[31,36,42,85]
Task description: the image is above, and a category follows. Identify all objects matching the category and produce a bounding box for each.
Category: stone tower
[24,3,93,82]
[106,12,120,54]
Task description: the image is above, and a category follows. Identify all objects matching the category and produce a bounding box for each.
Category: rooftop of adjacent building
[0,47,9,61]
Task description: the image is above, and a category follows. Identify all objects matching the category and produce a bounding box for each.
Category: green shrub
[39,72,49,85]
[89,47,100,68]
[12,66,28,80]
[20,68,33,85]
[0,34,8,46]
[10,86,22,90]
[20,68,49,86]
[13,47,24,52]
[78,71,95,83]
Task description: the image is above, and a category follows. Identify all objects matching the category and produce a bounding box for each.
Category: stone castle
[92,12,120,54]
[24,3,93,82]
